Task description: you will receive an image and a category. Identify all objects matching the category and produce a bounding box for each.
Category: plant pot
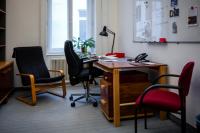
[81,47,87,53]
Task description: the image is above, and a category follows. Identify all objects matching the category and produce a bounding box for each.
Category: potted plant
[72,37,95,54]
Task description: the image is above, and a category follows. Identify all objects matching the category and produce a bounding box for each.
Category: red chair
[134,62,195,133]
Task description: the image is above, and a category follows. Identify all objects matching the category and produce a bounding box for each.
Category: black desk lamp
[99,26,115,54]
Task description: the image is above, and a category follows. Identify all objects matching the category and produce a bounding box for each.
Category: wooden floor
[0,84,181,133]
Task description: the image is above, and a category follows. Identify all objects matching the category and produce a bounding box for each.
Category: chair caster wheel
[93,102,98,107]
[69,96,73,101]
[71,102,75,107]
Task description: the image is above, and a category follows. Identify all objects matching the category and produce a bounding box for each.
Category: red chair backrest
[178,62,194,96]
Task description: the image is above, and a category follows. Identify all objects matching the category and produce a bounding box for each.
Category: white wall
[6,0,41,59]
[95,0,119,55]
[118,0,200,127]
[6,0,41,87]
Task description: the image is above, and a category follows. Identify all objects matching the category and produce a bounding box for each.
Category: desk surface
[95,58,167,70]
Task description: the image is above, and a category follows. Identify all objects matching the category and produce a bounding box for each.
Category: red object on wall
[159,38,167,43]
[105,52,125,58]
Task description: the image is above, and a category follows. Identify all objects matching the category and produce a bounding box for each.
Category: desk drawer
[100,77,151,119]
[100,79,150,102]
[103,70,149,83]
[100,79,112,100]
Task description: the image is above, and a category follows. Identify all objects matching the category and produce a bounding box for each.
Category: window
[47,0,95,54]
[78,10,87,40]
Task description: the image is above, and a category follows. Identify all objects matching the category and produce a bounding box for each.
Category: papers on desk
[129,61,156,66]
[103,59,118,62]
[99,55,119,62]
[101,55,118,59]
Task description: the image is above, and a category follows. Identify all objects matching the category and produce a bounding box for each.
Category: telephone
[135,53,148,62]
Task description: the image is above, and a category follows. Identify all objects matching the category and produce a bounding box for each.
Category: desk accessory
[99,26,115,54]
[99,26,125,58]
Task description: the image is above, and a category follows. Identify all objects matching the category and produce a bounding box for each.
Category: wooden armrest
[16,73,34,77]
[16,73,35,86]
[48,70,64,76]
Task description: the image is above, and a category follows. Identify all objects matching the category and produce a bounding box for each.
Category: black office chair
[64,40,102,107]
[12,46,66,106]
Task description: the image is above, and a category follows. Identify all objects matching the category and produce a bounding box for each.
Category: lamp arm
[106,28,115,35]
[106,28,115,53]
[111,33,115,53]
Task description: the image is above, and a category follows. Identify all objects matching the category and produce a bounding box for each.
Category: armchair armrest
[48,70,64,76]
[140,84,181,105]
[16,73,35,87]
[152,74,180,84]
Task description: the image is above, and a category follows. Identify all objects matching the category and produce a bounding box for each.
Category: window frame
[47,0,95,55]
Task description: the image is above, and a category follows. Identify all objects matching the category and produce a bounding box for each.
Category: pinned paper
[188,6,198,26]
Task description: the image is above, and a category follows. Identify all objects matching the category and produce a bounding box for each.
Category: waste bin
[196,114,200,133]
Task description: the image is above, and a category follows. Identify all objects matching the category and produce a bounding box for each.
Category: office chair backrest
[178,61,194,96]
[13,46,50,86]
[64,40,83,77]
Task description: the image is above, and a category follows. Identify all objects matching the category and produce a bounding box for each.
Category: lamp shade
[99,26,108,36]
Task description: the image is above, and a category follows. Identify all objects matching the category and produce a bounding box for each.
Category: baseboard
[168,113,197,133]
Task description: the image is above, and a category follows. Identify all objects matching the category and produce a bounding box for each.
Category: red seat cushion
[136,89,181,112]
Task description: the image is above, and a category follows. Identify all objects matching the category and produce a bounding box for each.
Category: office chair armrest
[139,84,181,105]
[16,73,35,86]
[83,58,98,64]
[152,74,180,84]
[48,70,64,76]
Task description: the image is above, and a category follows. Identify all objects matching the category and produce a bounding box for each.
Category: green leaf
[72,37,95,50]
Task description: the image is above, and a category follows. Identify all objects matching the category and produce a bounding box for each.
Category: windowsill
[46,53,64,56]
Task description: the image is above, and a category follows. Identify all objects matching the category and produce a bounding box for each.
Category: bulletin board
[133,0,200,43]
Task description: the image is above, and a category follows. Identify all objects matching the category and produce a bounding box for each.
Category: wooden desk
[94,59,167,127]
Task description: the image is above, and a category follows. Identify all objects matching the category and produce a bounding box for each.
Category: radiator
[50,58,69,81]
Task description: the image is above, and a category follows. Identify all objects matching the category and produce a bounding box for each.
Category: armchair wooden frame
[16,70,67,106]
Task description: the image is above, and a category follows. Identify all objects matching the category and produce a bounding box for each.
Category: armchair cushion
[136,89,181,112]
[36,75,64,84]
[13,46,51,86]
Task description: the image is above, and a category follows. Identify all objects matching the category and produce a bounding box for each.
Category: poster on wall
[188,6,198,26]
[171,0,178,7]
[135,0,152,41]
[133,0,200,43]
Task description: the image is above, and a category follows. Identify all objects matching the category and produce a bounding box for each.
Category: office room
[0,0,200,133]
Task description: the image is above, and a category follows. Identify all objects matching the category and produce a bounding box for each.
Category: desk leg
[159,65,168,120]
[113,69,120,127]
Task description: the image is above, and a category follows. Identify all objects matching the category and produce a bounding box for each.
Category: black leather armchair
[12,46,66,105]
[64,40,102,107]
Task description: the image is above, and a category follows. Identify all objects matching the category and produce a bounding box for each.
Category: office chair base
[71,101,98,107]
[70,93,99,107]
